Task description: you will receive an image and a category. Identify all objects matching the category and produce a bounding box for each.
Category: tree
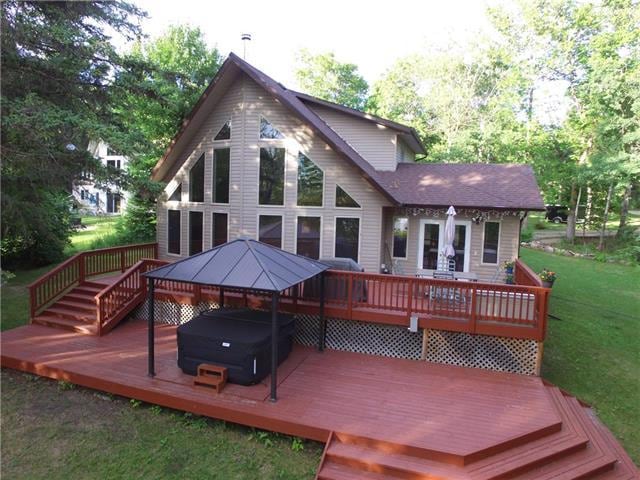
[111,25,223,242]
[295,50,369,111]
[1,1,145,267]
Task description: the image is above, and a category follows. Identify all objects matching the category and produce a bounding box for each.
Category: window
[189,211,203,255]
[214,120,231,141]
[335,185,360,208]
[212,212,228,247]
[259,147,285,205]
[168,184,181,201]
[297,152,323,206]
[106,159,121,170]
[392,217,408,258]
[335,217,360,262]
[259,215,283,248]
[296,216,321,259]
[482,222,500,264]
[189,154,205,202]
[168,210,181,255]
[260,116,284,139]
[213,148,230,203]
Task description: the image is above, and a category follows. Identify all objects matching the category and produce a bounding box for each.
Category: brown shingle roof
[375,163,545,210]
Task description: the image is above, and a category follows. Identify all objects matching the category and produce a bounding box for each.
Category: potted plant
[502,260,515,275]
[539,269,557,288]
[505,273,514,285]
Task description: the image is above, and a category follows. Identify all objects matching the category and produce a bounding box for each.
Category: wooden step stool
[194,364,228,393]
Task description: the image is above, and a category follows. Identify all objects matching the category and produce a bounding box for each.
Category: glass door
[418,219,471,272]
[421,222,441,270]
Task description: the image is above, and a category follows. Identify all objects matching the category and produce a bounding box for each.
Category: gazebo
[143,238,330,401]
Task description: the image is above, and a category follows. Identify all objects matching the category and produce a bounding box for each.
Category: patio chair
[430,270,469,310]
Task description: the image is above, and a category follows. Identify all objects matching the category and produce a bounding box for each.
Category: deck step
[55,298,97,313]
[43,305,96,323]
[514,396,618,479]
[318,460,401,480]
[33,315,98,335]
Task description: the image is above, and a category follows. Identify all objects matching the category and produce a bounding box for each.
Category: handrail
[28,242,158,321]
[514,258,544,287]
[96,258,168,335]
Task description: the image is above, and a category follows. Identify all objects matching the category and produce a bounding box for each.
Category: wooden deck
[2,320,636,478]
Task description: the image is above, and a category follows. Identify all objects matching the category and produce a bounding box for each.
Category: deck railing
[28,243,158,319]
[96,258,168,335]
[514,258,544,287]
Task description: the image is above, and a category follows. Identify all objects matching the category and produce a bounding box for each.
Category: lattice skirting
[424,329,540,375]
[129,301,540,375]
[294,314,423,360]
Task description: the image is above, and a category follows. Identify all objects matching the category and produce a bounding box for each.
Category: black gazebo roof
[144,238,329,292]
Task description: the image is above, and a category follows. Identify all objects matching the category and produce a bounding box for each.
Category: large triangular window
[189,154,205,202]
[214,120,231,141]
[168,184,182,201]
[260,116,284,139]
[335,185,360,208]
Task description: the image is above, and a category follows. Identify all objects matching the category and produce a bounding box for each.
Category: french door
[417,219,471,272]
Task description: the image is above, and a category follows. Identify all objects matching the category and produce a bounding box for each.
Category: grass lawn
[1,370,322,479]
[521,248,640,462]
[65,215,119,256]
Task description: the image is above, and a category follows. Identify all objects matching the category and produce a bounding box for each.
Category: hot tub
[177,309,295,385]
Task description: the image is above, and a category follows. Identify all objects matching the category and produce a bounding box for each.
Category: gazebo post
[318,271,326,352]
[270,292,279,402]
[147,278,155,377]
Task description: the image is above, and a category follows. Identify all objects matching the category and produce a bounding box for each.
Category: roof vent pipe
[241,33,251,59]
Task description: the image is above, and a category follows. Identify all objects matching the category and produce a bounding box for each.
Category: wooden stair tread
[33,315,97,335]
[326,441,465,479]
[318,460,400,480]
[56,299,96,312]
[43,306,96,322]
[514,396,618,480]
[194,375,225,387]
[469,386,589,478]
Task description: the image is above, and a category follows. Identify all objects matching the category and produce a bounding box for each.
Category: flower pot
[542,280,554,288]
[505,266,514,275]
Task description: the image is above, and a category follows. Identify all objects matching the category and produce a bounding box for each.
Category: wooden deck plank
[1,319,560,462]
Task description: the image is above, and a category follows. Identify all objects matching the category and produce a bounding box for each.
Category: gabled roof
[375,163,545,211]
[144,238,329,292]
[152,52,399,204]
[291,90,426,155]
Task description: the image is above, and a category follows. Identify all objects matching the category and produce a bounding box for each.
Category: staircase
[316,386,638,479]
[32,281,105,335]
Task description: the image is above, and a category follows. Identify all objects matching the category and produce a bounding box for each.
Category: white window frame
[294,215,323,259]
[335,184,361,209]
[480,220,502,265]
[167,209,182,257]
[212,147,231,206]
[257,145,287,207]
[188,210,205,256]
[391,216,409,260]
[257,213,284,248]
[213,119,232,142]
[211,210,230,249]
[416,219,471,272]
[333,216,361,263]
[296,151,325,208]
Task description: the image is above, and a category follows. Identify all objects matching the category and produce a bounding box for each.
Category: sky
[130,0,499,88]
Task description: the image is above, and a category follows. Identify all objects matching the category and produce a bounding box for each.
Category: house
[72,140,129,215]
[151,53,544,281]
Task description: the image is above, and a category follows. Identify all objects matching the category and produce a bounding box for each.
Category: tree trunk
[566,184,578,243]
[598,184,613,251]
[616,182,633,238]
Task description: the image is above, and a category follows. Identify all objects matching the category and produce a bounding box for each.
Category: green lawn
[523,210,640,238]
[65,215,119,255]
[521,248,640,462]
[1,370,322,479]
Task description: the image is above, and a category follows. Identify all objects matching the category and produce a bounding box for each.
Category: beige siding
[157,73,392,272]
[395,138,416,163]
[308,104,398,171]
[383,211,520,282]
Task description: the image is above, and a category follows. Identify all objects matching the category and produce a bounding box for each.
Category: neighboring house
[72,140,129,215]
[152,53,544,281]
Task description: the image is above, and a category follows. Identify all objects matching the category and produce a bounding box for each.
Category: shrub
[534,221,547,230]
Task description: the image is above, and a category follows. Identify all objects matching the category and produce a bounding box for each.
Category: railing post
[406,277,414,321]
[79,253,86,283]
[29,286,36,322]
[120,249,126,272]
[347,272,353,320]
[470,287,478,334]
[96,296,103,336]
[153,243,159,259]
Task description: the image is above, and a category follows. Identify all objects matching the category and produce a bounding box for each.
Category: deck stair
[31,281,105,335]
[316,386,638,480]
